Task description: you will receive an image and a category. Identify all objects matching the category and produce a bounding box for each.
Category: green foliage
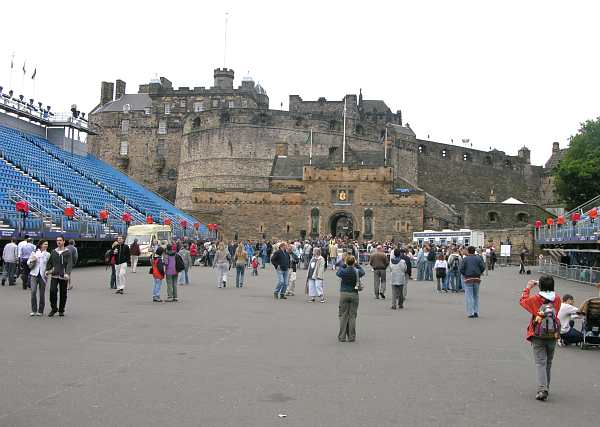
[555,117,600,209]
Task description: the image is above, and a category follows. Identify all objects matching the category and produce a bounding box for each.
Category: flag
[31,68,36,80]
[22,61,26,75]
[10,56,14,69]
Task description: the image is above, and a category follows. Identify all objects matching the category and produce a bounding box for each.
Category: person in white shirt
[558,294,583,346]
[433,254,448,293]
[1,238,18,286]
[17,236,36,289]
[28,240,50,316]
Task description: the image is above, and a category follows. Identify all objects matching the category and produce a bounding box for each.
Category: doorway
[330,212,354,239]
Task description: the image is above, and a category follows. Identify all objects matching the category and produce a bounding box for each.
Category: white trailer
[413,229,485,247]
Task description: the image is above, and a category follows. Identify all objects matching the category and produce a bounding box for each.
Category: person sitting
[557,294,583,346]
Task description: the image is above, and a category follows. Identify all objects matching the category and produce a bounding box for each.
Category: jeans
[391,285,404,308]
[2,261,17,285]
[49,277,68,313]
[464,281,480,315]
[373,269,386,296]
[30,274,46,313]
[532,338,556,392]
[307,278,324,297]
[235,265,245,287]
[338,292,359,341]
[153,277,163,300]
[274,269,289,295]
[20,259,31,288]
[216,262,229,287]
[109,265,116,289]
[436,274,446,291]
[448,270,461,292]
[425,261,434,281]
[416,261,426,281]
[178,268,189,285]
[166,275,178,299]
[561,328,583,345]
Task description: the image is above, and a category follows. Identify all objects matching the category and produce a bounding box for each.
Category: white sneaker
[35,312,42,316]
[29,312,35,316]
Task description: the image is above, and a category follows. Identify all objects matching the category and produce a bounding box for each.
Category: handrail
[538,260,600,286]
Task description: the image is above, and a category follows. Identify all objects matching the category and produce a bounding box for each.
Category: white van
[126,224,172,264]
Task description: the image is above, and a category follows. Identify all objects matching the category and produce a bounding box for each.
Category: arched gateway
[330,212,354,239]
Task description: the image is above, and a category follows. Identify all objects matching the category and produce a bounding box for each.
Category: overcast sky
[2,0,599,165]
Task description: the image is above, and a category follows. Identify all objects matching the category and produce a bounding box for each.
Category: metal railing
[535,222,600,243]
[538,260,600,285]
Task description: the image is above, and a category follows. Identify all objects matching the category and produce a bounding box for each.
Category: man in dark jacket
[460,246,486,318]
[369,245,389,299]
[113,235,131,295]
[271,242,290,299]
[45,236,73,316]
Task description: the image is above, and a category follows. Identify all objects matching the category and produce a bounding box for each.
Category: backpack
[533,301,560,339]
[450,256,460,271]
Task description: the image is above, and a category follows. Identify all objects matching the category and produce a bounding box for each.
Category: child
[557,294,583,346]
[151,247,165,302]
[433,254,448,293]
[251,256,259,276]
[286,250,299,296]
[519,276,561,401]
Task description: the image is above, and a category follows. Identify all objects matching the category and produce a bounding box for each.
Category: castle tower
[518,146,531,164]
[214,68,235,90]
[552,141,560,153]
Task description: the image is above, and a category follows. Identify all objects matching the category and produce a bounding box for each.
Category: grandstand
[0,89,207,242]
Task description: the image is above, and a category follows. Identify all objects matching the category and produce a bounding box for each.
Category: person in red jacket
[189,242,198,267]
[520,275,561,401]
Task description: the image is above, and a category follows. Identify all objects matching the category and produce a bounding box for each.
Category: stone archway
[330,212,354,239]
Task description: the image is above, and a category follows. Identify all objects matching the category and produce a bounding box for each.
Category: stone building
[88,66,564,241]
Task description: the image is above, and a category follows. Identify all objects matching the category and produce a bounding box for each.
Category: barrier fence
[538,260,600,285]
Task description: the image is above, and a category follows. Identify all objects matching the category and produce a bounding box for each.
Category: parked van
[126,224,171,264]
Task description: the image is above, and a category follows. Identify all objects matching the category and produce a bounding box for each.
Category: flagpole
[309,128,313,165]
[21,61,26,95]
[342,97,347,164]
[8,52,14,90]
[384,127,388,165]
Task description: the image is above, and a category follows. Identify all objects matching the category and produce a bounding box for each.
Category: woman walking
[336,255,365,342]
[28,240,50,316]
[214,242,231,288]
[165,244,183,302]
[434,253,448,293]
[389,248,407,309]
[306,247,326,302]
[130,238,140,273]
[233,243,248,288]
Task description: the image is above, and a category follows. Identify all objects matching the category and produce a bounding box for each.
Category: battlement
[214,68,235,90]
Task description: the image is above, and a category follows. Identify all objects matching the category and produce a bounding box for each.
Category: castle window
[180,100,186,108]
[156,139,166,156]
[121,119,129,134]
[212,99,219,108]
[364,209,373,238]
[193,102,203,113]
[505,159,513,169]
[119,141,128,156]
[144,107,151,116]
[418,145,425,154]
[164,104,171,115]
[158,120,167,135]
[329,120,337,131]
[516,212,529,223]
[242,100,248,108]
[484,155,492,165]
[441,149,447,158]
[488,211,499,223]
[310,208,320,235]
[192,117,201,129]
[463,153,471,161]
[228,101,235,108]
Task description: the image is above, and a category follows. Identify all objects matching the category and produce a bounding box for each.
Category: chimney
[100,81,114,106]
[552,141,560,153]
[115,79,126,99]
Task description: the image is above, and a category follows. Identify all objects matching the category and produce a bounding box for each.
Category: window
[329,120,337,130]
[192,117,201,129]
[212,99,219,108]
[156,140,166,156]
[418,145,425,154]
[505,159,513,169]
[144,107,151,116]
[488,211,499,223]
[242,99,248,108]
[463,153,471,161]
[180,100,186,108]
[516,212,529,223]
[158,120,167,135]
[164,104,171,114]
[228,100,235,108]
[364,209,373,237]
[119,141,128,156]
[441,149,447,158]
[193,102,203,112]
[310,208,319,236]
[121,119,129,134]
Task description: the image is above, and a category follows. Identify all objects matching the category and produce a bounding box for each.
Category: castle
[88,68,562,242]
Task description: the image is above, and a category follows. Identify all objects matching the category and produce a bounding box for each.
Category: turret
[214,68,235,90]
[518,146,531,164]
[552,141,560,153]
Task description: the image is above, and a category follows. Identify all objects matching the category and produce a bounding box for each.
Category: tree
[554,117,600,209]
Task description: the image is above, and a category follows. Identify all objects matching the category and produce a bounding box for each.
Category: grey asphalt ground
[1,264,599,427]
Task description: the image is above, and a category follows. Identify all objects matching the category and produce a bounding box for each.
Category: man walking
[2,238,18,286]
[113,235,131,294]
[17,236,35,289]
[399,247,412,298]
[45,236,73,317]
[271,242,290,299]
[460,246,486,318]
[369,245,389,299]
